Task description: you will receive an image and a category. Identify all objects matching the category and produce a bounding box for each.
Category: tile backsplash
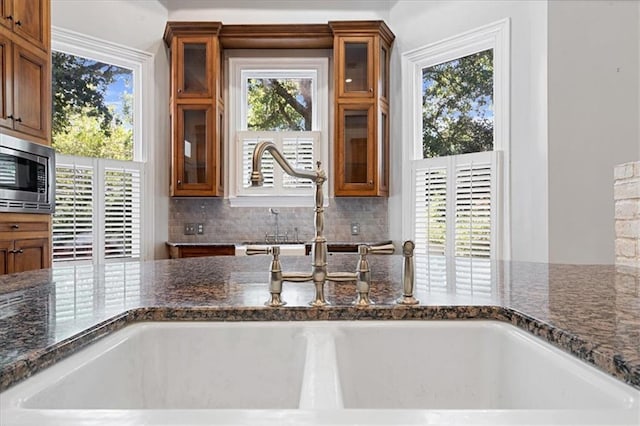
[169,198,388,243]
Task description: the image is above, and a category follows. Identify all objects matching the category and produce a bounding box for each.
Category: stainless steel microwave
[0,136,55,214]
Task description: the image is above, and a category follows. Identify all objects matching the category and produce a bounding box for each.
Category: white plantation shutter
[103,163,142,259]
[282,136,315,189]
[414,163,448,292]
[455,161,493,258]
[241,136,274,188]
[237,131,320,195]
[53,155,143,264]
[52,157,95,261]
[412,151,500,293]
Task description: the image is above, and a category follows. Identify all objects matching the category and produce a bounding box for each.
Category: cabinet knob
[177,180,182,185]
[9,249,23,254]
[177,89,183,93]
[7,114,13,120]
[369,88,373,92]
[369,180,373,185]
[4,15,12,21]
[14,20,20,26]
[14,117,21,123]
[10,224,19,229]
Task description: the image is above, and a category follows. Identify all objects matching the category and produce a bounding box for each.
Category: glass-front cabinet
[164,22,223,196]
[175,37,212,98]
[336,104,375,193]
[331,21,394,196]
[336,37,374,98]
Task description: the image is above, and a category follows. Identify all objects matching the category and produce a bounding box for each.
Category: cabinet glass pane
[182,110,207,184]
[182,43,207,93]
[344,42,368,93]
[380,46,388,99]
[343,110,369,184]
[381,111,388,189]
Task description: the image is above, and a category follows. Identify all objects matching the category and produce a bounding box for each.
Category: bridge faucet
[251,140,330,306]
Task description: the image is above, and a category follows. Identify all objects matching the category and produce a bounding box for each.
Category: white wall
[389,0,550,262]
[548,0,640,264]
[51,0,171,259]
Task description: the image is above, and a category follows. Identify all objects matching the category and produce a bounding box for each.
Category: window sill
[228,195,329,208]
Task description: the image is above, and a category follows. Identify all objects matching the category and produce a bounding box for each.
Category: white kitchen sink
[1,321,638,425]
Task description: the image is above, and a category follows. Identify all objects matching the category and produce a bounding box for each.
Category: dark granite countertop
[0,255,638,392]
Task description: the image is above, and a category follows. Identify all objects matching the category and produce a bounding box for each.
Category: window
[50,28,153,264]
[402,19,510,282]
[227,55,329,206]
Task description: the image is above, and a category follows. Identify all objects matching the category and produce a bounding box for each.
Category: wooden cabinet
[167,244,235,259]
[330,21,394,197]
[164,22,224,197]
[0,213,51,274]
[0,0,50,145]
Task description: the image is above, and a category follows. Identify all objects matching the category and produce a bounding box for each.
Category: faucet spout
[251,141,322,186]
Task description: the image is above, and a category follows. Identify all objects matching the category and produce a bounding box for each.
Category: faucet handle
[365,242,395,255]
[246,245,272,256]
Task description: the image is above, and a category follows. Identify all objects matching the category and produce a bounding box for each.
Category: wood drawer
[0,221,49,232]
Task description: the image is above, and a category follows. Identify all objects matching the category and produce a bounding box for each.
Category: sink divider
[298,328,344,409]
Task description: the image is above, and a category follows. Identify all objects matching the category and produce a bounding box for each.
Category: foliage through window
[52,51,134,161]
[422,49,493,158]
[246,76,313,131]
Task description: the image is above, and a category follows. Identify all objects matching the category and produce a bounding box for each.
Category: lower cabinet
[168,244,236,259]
[0,213,51,275]
[0,238,49,274]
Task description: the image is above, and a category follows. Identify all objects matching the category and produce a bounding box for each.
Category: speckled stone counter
[0,255,638,392]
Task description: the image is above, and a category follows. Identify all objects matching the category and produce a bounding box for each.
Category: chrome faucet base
[396,295,419,305]
[265,294,286,307]
[354,294,374,307]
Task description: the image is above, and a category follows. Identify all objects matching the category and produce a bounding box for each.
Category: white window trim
[226,55,329,208]
[51,27,155,261]
[401,18,511,260]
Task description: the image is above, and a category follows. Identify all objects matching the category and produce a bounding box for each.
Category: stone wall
[614,161,640,268]
[169,197,388,244]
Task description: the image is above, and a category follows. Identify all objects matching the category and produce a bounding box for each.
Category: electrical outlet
[196,223,204,234]
[351,222,360,235]
[184,223,196,235]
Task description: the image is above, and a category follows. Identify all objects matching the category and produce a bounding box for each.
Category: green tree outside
[422,49,494,158]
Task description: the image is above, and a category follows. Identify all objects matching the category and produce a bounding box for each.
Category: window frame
[51,26,155,262]
[401,19,511,260]
[226,53,329,207]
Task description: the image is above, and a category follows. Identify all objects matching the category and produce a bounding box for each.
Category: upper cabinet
[164,22,224,197]
[0,0,50,145]
[163,20,393,198]
[330,21,394,197]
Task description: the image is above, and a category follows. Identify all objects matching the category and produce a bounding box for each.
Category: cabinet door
[336,103,375,195]
[12,43,48,140]
[175,36,213,98]
[0,33,12,129]
[0,240,11,274]
[336,36,374,98]
[173,104,216,195]
[13,237,49,273]
[12,0,49,51]
[0,0,12,30]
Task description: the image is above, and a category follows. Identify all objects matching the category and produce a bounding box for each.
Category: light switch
[351,222,360,235]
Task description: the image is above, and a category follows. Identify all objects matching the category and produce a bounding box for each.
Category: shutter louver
[241,136,275,188]
[282,136,314,189]
[455,161,493,259]
[414,166,448,292]
[52,161,94,262]
[104,165,141,260]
